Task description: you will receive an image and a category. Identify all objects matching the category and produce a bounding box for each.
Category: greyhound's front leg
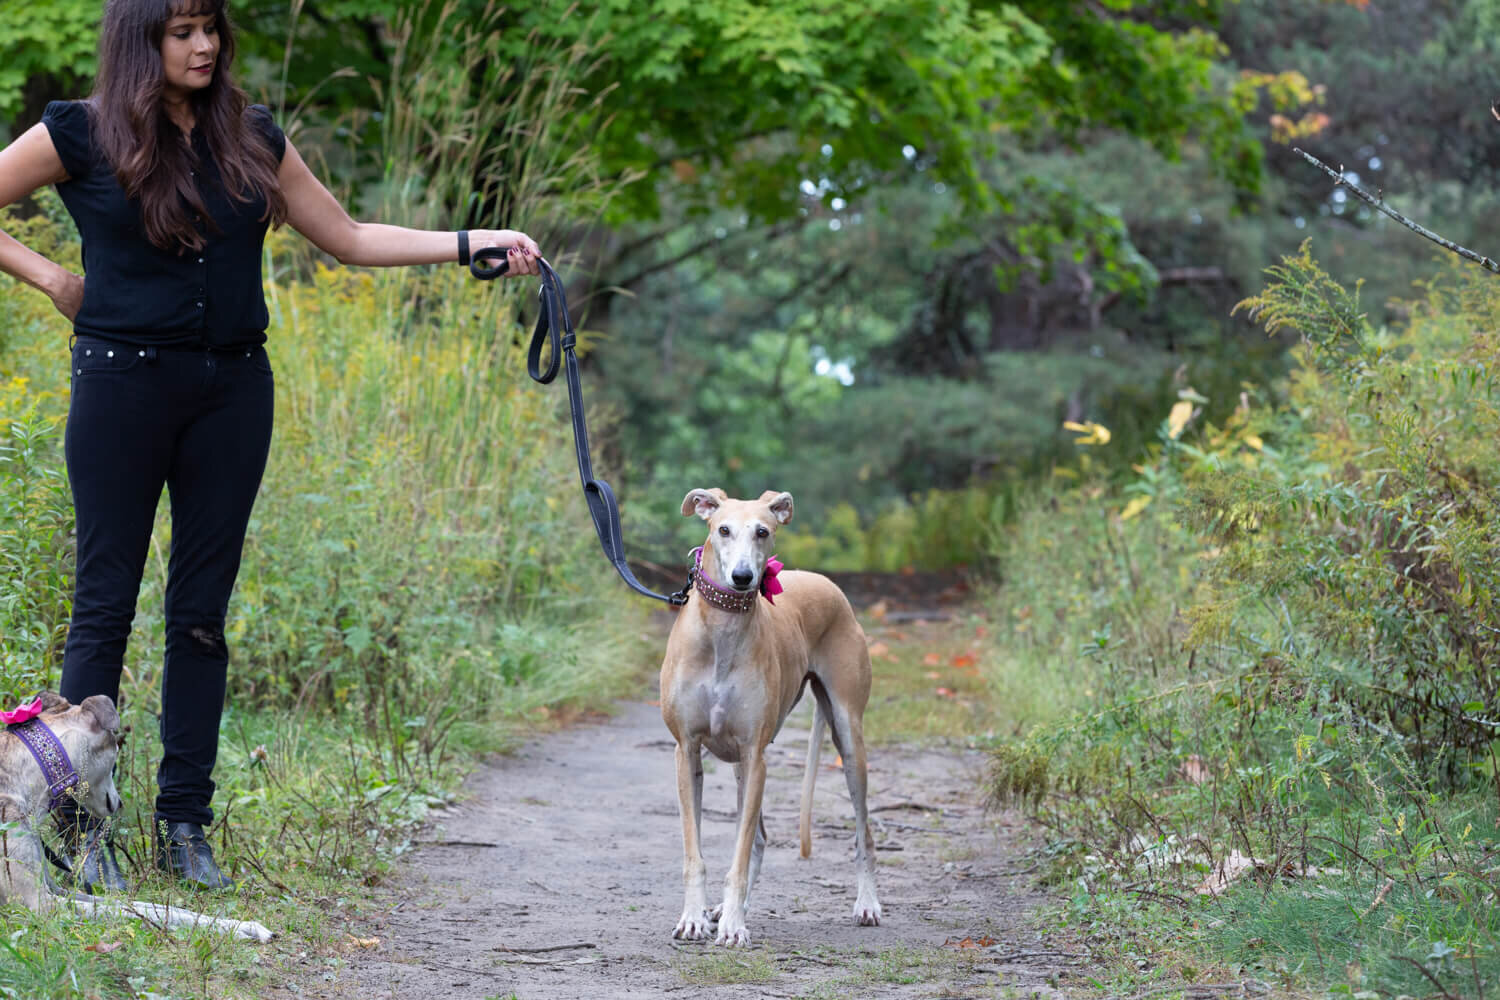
[715,745,766,947]
[672,742,712,940]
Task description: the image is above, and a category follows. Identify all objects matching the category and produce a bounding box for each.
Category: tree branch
[1292,147,1500,274]
[612,218,805,291]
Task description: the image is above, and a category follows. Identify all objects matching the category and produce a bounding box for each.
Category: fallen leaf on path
[348,936,381,949]
[923,653,941,666]
[943,936,996,949]
[925,671,941,680]
[935,687,956,698]
[867,600,889,621]
[867,641,890,658]
[85,941,123,954]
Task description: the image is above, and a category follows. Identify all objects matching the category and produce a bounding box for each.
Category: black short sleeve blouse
[41,100,287,348]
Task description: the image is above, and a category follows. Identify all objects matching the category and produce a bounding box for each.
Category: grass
[673,948,780,986]
[974,339,1500,1000]
[0,24,656,986]
[859,613,1029,747]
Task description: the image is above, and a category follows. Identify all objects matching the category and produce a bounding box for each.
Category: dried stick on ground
[1292,147,1500,275]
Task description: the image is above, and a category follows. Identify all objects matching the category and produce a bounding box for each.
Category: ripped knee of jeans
[187,624,227,658]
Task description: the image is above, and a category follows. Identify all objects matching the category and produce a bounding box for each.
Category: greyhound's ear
[682,488,727,520]
[763,491,794,525]
[36,691,69,713]
[79,694,120,734]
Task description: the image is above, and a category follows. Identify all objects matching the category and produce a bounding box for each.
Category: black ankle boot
[154,820,235,891]
[55,807,128,893]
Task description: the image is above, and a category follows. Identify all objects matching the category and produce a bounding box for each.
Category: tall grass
[0,6,651,997]
[981,249,1500,999]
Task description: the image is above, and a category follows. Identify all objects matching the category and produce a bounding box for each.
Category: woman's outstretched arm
[0,125,83,319]
[279,138,540,273]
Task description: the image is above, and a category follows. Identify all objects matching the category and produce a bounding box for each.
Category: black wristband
[457,230,470,266]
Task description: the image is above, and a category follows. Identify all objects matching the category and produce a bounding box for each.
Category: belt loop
[146,345,158,364]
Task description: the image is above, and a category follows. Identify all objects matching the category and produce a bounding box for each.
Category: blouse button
[197,258,204,264]
[196,302,204,308]
[106,350,114,358]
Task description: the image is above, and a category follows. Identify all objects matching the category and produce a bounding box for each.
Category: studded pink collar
[690,546,784,613]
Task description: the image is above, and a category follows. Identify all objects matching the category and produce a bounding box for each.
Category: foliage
[0,21,656,995]
[982,248,1500,997]
[0,413,72,707]
[217,0,1264,222]
[0,2,97,126]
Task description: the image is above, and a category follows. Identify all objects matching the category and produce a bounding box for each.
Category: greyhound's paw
[853,896,883,927]
[236,921,275,943]
[673,909,713,941]
[714,917,751,948]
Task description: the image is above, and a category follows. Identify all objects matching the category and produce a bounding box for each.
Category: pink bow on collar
[761,556,784,604]
[0,697,43,726]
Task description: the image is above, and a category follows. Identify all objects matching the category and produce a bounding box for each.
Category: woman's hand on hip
[49,270,83,322]
[472,229,541,277]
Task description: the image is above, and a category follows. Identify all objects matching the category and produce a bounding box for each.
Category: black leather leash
[470,247,690,606]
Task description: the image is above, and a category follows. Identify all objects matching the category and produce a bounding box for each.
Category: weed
[673,948,779,985]
[980,248,1500,998]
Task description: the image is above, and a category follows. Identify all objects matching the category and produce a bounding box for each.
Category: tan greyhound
[659,488,881,947]
[0,692,272,942]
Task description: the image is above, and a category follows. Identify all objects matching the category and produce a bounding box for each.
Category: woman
[0,0,539,892]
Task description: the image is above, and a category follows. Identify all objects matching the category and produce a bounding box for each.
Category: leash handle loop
[468,245,686,606]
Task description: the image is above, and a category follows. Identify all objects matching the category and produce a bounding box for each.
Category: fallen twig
[419,958,511,980]
[871,801,945,813]
[1292,147,1500,274]
[872,819,956,834]
[987,948,1090,962]
[1102,982,1244,1000]
[494,942,597,954]
[415,839,501,848]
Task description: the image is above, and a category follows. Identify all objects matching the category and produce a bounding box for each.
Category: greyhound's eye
[756,525,770,539]
[718,525,731,536]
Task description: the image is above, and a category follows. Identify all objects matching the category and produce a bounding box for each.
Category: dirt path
[273,686,1072,1000]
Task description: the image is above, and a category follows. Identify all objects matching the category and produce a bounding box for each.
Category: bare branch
[1292,147,1500,275]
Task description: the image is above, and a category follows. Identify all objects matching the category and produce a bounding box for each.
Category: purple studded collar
[7,715,79,811]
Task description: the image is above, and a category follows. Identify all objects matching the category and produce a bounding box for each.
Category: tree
[0,2,98,133]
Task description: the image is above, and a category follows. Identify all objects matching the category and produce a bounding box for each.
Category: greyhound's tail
[799,703,826,858]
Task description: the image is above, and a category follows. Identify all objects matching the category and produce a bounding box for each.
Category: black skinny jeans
[59,336,273,827]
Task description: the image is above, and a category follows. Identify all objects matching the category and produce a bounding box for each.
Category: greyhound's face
[49,695,123,819]
[682,488,794,593]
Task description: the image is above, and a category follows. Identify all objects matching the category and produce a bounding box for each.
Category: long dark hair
[90,0,286,252]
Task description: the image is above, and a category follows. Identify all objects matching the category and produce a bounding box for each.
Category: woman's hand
[49,270,83,322]
[471,229,541,277]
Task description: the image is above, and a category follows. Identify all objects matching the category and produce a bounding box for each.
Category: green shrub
[981,245,1500,997]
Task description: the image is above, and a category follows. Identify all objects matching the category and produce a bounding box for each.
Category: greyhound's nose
[732,567,754,589]
[106,789,123,814]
